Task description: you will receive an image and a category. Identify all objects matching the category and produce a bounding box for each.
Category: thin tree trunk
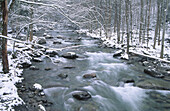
[1,0,9,73]
[160,0,168,58]
[142,0,148,43]
[158,2,163,46]
[139,0,144,43]
[153,1,160,49]
[129,0,133,43]
[147,0,151,48]
[117,0,121,43]
[125,0,130,54]
[29,0,33,42]
[114,0,117,33]
[121,9,125,44]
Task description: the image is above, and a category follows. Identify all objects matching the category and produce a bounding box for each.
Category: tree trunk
[147,0,151,48]
[29,0,33,42]
[153,1,160,49]
[160,0,168,59]
[1,0,9,73]
[139,0,144,43]
[125,0,130,54]
[117,0,121,43]
[129,0,133,43]
[142,0,148,43]
[114,0,117,33]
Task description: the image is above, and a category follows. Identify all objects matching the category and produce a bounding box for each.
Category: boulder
[144,68,164,78]
[83,73,96,79]
[72,90,91,101]
[37,37,46,44]
[62,52,78,59]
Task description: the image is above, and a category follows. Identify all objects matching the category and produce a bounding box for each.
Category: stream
[21,24,170,111]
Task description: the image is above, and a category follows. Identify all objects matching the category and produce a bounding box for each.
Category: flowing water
[22,25,170,111]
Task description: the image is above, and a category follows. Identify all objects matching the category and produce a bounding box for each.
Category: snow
[38,104,46,111]
[33,83,42,90]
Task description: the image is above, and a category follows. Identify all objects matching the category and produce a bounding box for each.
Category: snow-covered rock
[33,83,43,90]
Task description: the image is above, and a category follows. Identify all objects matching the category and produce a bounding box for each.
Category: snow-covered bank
[77,28,170,62]
[0,39,32,110]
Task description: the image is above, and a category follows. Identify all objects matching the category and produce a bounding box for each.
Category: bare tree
[160,0,169,58]
[139,0,144,43]
[125,0,130,54]
[153,0,160,49]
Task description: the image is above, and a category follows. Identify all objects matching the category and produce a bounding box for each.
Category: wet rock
[58,73,68,79]
[30,66,39,70]
[20,61,32,68]
[37,37,46,44]
[46,50,59,57]
[44,68,51,71]
[32,58,43,62]
[72,90,91,101]
[122,78,135,83]
[83,73,96,79]
[45,35,53,39]
[144,68,164,78]
[53,41,62,44]
[113,50,124,57]
[62,52,78,59]
[63,66,75,69]
[135,79,170,90]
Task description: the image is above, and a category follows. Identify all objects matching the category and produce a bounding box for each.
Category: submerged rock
[144,68,164,78]
[30,66,39,70]
[58,73,68,79]
[62,52,78,59]
[44,67,51,71]
[83,73,96,79]
[72,90,91,101]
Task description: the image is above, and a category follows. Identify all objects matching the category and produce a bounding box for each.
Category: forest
[0,0,170,111]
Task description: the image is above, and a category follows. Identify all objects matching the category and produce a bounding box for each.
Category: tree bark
[146,0,151,48]
[153,1,160,49]
[160,0,168,58]
[117,0,121,43]
[139,0,144,43]
[125,0,130,54]
[1,0,9,73]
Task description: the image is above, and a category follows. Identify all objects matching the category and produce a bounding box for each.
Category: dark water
[22,25,170,111]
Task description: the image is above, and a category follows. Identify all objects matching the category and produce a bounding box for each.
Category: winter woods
[0,0,170,73]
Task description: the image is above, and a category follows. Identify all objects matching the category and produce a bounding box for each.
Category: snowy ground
[0,36,32,110]
[77,27,170,62]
